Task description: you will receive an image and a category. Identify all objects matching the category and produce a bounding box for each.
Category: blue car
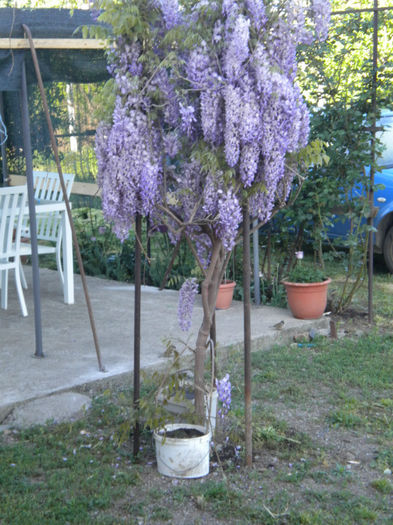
[328,109,393,272]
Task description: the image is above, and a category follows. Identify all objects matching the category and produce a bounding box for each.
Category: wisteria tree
[94,0,331,417]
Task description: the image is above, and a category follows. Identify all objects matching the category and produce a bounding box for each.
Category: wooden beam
[0,38,106,49]
[72,180,101,197]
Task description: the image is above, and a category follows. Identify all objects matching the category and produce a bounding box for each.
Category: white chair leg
[56,238,64,286]
[19,260,28,289]
[1,269,8,310]
[14,259,28,317]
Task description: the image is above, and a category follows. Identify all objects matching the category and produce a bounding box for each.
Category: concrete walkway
[0,267,329,425]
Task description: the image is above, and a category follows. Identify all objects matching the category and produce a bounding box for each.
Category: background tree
[271,0,393,312]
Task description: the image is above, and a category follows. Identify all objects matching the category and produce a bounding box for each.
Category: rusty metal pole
[253,219,260,305]
[133,213,142,457]
[23,24,105,371]
[21,60,43,358]
[243,204,252,467]
[146,217,151,285]
[368,0,378,324]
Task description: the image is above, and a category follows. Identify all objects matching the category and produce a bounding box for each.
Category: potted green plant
[282,252,331,319]
[138,339,222,479]
[153,371,230,478]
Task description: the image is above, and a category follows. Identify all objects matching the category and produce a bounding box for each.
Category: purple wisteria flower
[201,90,224,145]
[153,0,183,29]
[224,84,241,167]
[151,69,180,127]
[186,43,211,88]
[222,0,239,18]
[179,103,197,138]
[312,0,331,41]
[224,14,250,80]
[240,143,260,187]
[246,0,266,30]
[178,278,199,332]
[216,373,231,417]
[163,132,180,158]
[215,189,242,251]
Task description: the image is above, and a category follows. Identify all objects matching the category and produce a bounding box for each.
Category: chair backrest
[33,171,74,202]
[0,185,27,261]
[23,171,74,243]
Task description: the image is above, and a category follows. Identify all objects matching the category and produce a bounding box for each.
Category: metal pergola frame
[0,8,108,367]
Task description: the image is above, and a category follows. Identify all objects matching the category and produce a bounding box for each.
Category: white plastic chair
[20,171,74,287]
[0,185,28,317]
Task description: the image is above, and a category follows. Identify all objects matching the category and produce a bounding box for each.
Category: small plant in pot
[137,334,230,479]
[135,357,210,478]
[282,251,331,319]
[153,372,231,479]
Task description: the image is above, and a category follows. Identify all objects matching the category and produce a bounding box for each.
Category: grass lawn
[1,266,393,523]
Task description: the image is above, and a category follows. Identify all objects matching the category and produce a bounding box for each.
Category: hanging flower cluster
[216,373,232,417]
[96,99,162,241]
[312,0,331,41]
[178,278,199,331]
[153,0,183,30]
[95,34,165,240]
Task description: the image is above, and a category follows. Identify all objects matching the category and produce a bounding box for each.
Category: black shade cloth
[0,8,110,90]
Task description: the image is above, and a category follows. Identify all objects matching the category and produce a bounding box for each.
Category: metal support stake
[368,0,378,324]
[133,213,142,457]
[243,205,252,467]
[253,219,260,305]
[20,60,43,357]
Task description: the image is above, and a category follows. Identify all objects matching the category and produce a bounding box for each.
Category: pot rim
[154,423,210,441]
[282,277,331,287]
[219,279,236,288]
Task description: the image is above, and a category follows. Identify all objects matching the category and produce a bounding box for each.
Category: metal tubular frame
[23,24,105,371]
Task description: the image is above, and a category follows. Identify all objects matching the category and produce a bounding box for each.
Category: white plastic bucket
[154,423,211,478]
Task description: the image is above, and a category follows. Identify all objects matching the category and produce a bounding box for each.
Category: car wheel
[383,225,393,273]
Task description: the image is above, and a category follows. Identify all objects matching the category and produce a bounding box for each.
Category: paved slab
[4,392,92,428]
[0,267,329,426]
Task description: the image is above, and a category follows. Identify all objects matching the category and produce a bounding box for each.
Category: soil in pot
[164,428,205,439]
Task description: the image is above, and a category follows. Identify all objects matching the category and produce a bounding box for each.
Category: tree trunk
[194,241,225,419]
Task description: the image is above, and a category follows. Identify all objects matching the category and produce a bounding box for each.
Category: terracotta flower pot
[282,278,331,319]
[215,280,236,310]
